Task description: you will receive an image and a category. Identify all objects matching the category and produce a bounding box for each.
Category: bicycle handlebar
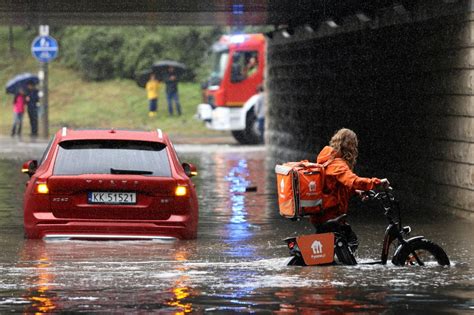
[360,185,401,224]
[361,186,393,201]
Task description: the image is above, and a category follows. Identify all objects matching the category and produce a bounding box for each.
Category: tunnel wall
[266,1,474,219]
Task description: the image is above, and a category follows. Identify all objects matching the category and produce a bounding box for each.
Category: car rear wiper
[110,168,153,175]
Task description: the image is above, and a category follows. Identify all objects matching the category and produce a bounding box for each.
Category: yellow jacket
[146,79,161,100]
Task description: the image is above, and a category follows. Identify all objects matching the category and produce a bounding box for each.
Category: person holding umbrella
[145,73,161,117]
[164,66,182,116]
[11,87,26,138]
[25,82,39,137]
[138,61,186,117]
[5,73,39,138]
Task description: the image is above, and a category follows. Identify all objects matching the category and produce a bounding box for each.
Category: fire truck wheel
[231,130,249,144]
[231,110,262,145]
[245,109,263,144]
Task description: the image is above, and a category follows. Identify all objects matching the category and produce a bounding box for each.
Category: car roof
[55,128,168,143]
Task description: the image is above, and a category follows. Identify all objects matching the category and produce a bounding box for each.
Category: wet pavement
[0,146,473,313]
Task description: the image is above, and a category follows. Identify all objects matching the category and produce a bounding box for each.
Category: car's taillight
[175,185,187,197]
[36,182,49,194]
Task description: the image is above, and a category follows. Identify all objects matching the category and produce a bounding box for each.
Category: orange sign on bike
[296,233,335,265]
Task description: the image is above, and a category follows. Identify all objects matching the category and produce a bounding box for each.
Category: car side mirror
[22,160,38,177]
[182,163,198,177]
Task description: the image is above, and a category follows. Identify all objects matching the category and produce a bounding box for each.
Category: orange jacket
[310,146,381,225]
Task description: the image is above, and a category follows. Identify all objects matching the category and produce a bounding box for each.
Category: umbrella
[135,61,187,88]
[135,69,153,88]
[5,72,39,94]
[152,60,187,78]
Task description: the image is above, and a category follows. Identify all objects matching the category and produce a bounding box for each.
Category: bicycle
[284,187,450,267]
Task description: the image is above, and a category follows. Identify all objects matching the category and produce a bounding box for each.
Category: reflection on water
[20,242,57,313]
[167,249,193,314]
[167,286,192,314]
[0,151,473,313]
[224,159,253,255]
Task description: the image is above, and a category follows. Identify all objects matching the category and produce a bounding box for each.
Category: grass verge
[0,27,226,139]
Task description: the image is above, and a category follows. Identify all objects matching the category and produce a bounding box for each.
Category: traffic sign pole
[39,25,48,138]
[40,61,49,138]
[32,25,58,138]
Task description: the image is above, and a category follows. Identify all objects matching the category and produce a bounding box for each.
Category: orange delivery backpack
[275,160,331,219]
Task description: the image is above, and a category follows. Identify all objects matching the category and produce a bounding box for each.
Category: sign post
[31,25,58,138]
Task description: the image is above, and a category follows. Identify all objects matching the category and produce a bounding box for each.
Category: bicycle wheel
[393,239,450,266]
[287,255,305,266]
[335,241,357,265]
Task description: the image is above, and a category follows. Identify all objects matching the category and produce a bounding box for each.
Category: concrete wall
[266,1,474,219]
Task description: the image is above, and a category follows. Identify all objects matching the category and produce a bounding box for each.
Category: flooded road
[0,147,473,313]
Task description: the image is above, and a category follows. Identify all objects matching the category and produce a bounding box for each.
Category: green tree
[59,26,223,82]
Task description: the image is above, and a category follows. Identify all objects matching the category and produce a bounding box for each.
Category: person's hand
[377,178,390,190]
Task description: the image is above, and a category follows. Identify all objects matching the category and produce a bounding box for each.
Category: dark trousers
[149,98,158,112]
[27,107,38,136]
[166,91,182,115]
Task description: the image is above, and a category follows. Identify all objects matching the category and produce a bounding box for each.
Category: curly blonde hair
[329,128,359,169]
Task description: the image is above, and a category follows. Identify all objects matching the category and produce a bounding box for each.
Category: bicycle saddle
[317,214,348,231]
[325,214,347,225]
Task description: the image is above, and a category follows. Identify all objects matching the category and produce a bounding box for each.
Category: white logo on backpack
[311,240,323,254]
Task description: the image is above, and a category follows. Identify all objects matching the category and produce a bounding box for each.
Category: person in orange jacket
[312,128,389,251]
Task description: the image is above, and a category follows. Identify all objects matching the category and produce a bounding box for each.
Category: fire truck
[196,34,265,144]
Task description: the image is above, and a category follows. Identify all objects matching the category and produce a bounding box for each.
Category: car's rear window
[53,140,171,177]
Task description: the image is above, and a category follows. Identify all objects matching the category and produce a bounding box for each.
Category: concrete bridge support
[266,1,474,218]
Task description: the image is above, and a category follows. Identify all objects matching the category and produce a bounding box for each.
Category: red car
[22,128,198,240]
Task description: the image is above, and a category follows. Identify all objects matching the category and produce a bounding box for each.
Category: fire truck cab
[197,34,265,144]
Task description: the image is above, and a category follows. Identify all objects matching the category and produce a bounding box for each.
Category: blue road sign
[31,35,59,63]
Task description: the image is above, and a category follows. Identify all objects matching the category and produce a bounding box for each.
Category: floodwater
[0,146,473,313]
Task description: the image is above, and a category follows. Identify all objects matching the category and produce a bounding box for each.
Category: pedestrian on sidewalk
[146,73,161,117]
[165,66,182,116]
[11,88,26,137]
[25,82,39,137]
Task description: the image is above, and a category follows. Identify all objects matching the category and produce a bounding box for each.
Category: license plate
[87,192,136,204]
